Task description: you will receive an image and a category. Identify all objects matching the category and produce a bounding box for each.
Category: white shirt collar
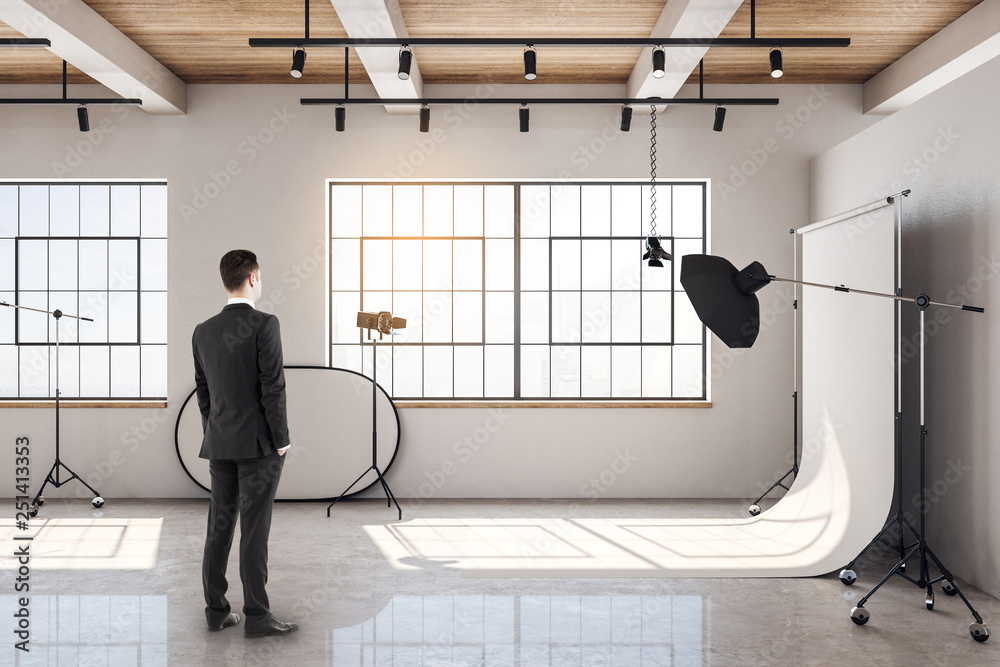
[227,297,256,309]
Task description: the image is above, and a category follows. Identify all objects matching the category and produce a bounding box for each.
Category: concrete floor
[2,498,997,666]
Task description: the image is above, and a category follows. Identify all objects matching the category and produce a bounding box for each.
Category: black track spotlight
[713,105,726,132]
[335,104,345,132]
[620,104,632,132]
[519,104,529,132]
[77,105,89,132]
[523,46,536,80]
[419,103,430,132]
[769,46,783,78]
[291,47,306,78]
[652,46,666,79]
[398,46,412,80]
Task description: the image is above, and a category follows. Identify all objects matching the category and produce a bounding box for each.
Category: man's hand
[278,449,286,456]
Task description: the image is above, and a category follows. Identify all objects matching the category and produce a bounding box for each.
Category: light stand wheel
[925,589,934,611]
[92,496,104,509]
[850,606,870,625]
[840,569,857,586]
[35,496,44,506]
[748,504,761,516]
[943,582,958,596]
[970,622,990,643]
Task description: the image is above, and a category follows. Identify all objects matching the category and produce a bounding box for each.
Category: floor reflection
[0,595,167,666]
[330,594,702,666]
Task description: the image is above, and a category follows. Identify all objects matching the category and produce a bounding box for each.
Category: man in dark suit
[192,249,298,638]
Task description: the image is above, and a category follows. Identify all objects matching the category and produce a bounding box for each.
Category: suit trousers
[203,451,285,628]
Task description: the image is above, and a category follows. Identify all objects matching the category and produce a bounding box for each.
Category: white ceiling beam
[627,0,745,107]
[0,0,186,115]
[864,0,1000,115]
[329,0,422,115]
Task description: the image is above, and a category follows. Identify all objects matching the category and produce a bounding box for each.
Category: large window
[329,181,706,401]
[0,183,168,400]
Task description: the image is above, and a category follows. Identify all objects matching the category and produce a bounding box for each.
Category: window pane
[49,240,78,291]
[80,346,110,397]
[111,185,140,236]
[140,239,168,291]
[453,240,482,290]
[520,345,549,397]
[393,184,422,236]
[141,345,168,396]
[332,185,362,238]
[79,240,108,290]
[49,292,79,343]
[17,292,48,343]
[454,346,484,398]
[611,239,641,291]
[642,346,672,397]
[79,292,109,342]
[331,292,360,343]
[453,292,482,343]
[19,347,49,396]
[673,345,703,397]
[520,292,548,344]
[392,292,421,343]
[332,344,362,373]
[108,240,138,290]
[581,292,611,343]
[362,185,392,236]
[673,185,703,238]
[80,185,110,236]
[485,292,513,343]
[454,185,484,236]
[671,239,701,291]
[108,291,138,343]
[484,185,514,238]
[393,345,422,397]
[140,291,168,344]
[50,185,79,236]
[423,291,452,342]
[18,240,47,290]
[423,346,453,397]
[642,292,672,343]
[485,239,513,291]
[111,345,140,397]
[393,239,421,291]
[363,343,392,396]
[0,292,12,343]
[520,239,548,291]
[641,184,670,237]
[581,185,610,236]
[484,345,514,397]
[140,185,168,237]
[331,238,360,291]
[611,346,641,397]
[612,185,641,237]
[424,240,451,291]
[551,185,580,236]
[552,345,580,398]
[19,185,48,236]
[362,291,392,314]
[0,346,16,395]
[611,292,640,343]
[581,240,610,290]
[675,294,702,344]
[0,240,14,290]
[362,239,392,291]
[424,185,453,236]
[0,186,16,237]
[551,292,580,344]
[551,240,580,291]
[520,185,550,238]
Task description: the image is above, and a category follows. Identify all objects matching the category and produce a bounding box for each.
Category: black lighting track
[0,38,51,47]
[250,37,849,49]
[301,97,779,107]
[0,98,142,105]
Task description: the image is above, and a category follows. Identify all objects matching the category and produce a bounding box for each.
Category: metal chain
[649,104,658,238]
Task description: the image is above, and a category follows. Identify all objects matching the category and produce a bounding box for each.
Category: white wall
[0,81,877,503]
[811,57,1000,597]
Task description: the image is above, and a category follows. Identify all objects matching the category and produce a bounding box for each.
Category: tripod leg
[326,466,375,517]
[373,466,402,521]
[55,461,102,497]
[749,467,795,515]
[840,515,903,584]
[922,545,985,623]
[856,543,920,609]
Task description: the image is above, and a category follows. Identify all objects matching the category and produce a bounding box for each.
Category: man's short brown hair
[220,249,259,292]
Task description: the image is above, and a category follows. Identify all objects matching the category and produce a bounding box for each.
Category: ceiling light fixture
[519,104,529,132]
[335,104,345,132]
[523,45,536,80]
[620,105,632,132]
[769,46,783,78]
[398,46,412,80]
[291,47,306,78]
[652,46,666,78]
[419,103,430,132]
[77,105,89,132]
[713,105,726,132]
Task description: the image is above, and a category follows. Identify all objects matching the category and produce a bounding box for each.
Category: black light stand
[0,302,105,514]
[327,311,404,520]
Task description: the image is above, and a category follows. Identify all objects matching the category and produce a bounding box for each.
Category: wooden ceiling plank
[0,0,186,114]
[329,0,422,114]
[627,0,745,104]
[863,0,1000,115]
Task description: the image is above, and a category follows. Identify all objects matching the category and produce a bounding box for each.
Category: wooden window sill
[0,401,168,409]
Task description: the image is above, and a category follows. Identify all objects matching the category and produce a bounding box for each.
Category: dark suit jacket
[192,303,290,460]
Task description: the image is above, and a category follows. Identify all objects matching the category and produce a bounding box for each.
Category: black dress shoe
[245,617,299,638]
[208,612,240,631]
